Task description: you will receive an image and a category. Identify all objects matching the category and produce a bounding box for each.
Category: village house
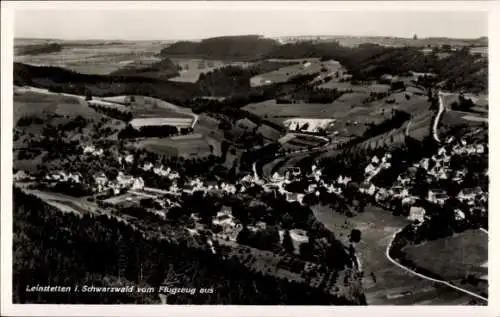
[427,190,449,205]
[212,206,242,241]
[454,209,466,221]
[457,187,481,204]
[14,170,32,182]
[359,183,377,196]
[408,206,426,223]
[286,192,305,204]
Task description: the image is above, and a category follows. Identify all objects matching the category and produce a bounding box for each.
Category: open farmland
[244,92,369,121]
[100,95,195,120]
[132,135,215,158]
[14,40,168,75]
[312,204,479,305]
[168,58,253,83]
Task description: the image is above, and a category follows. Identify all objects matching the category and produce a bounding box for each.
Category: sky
[14,5,488,40]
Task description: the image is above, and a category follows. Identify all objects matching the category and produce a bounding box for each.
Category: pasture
[133,136,214,158]
[402,229,488,282]
[312,204,478,305]
[14,90,102,122]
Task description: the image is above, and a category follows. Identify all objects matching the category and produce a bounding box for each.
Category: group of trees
[160,35,280,61]
[451,94,476,112]
[117,124,179,139]
[16,115,45,127]
[110,58,180,80]
[276,87,345,104]
[88,103,133,122]
[16,43,63,56]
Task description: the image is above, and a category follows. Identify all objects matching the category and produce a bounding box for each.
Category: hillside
[265,42,488,93]
[110,58,180,79]
[160,35,280,61]
[13,62,198,105]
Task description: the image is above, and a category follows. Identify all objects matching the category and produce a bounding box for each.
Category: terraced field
[312,205,480,305]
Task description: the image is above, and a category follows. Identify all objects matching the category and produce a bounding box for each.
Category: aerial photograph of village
[8,5,488,307]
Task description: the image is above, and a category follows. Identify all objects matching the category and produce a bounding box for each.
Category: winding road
[432,91,458,143]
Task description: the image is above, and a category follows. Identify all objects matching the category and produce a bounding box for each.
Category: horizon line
[14,34,488,42]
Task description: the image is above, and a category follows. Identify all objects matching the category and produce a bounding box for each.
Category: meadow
[402,229,487,282]
[13,91,98,121]
[132,136,214,158]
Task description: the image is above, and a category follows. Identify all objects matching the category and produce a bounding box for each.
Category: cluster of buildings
[82,145,104,157]
[44,170,82,184]
[93,171,145,195]
[359,137,488,224]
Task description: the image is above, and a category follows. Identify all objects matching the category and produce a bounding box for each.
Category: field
[250,59,341,87]
[439,110,488,137]
[169,58,252,83]
[132,135,215,158]
[244,94,365,120]
[402,229,488,282]
[130,118,193,129]
[256,124,283,141]
[312,204,479,305]
[99,95,195,120]
[14,40,168,75]
[14,90,101,122]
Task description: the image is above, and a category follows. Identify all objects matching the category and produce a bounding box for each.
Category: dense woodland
[12,188,358,305]
[160,35,279,61]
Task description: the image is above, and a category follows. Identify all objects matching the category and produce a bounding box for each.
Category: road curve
[432,92,446,143]
[386,229,488,302]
